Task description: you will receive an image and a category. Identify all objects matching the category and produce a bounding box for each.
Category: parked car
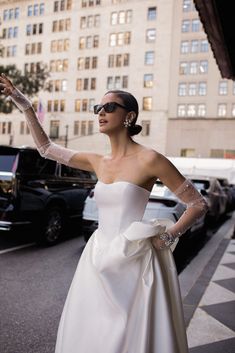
[217,177,235,212]
[0,145,96,245]
[187,175,227,222]
[82,180,206,241]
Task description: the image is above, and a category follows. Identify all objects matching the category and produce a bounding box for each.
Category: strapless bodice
[94,181,150,239]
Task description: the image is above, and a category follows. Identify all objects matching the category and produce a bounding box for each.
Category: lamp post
[65,124,68,147]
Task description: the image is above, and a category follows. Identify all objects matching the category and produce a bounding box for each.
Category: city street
[0,214,233,353]
[0,230,85,353]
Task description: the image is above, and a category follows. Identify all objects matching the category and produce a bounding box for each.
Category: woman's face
[97,93,128,135]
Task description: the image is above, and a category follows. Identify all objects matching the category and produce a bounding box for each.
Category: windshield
[0,155,17,172]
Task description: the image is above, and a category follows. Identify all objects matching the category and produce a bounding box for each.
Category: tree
[0,64,49,113]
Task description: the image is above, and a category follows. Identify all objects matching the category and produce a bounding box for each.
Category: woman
[0,73,207,353]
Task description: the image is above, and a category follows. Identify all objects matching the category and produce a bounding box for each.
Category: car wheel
[37,206,64,246]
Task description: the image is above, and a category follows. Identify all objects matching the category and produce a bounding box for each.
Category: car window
[0,154,17,172]
[60,165,92,179]
[19,151,56,176]
[192,180,210,190]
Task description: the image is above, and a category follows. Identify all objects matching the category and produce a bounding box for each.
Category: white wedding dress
[55,181,189,353]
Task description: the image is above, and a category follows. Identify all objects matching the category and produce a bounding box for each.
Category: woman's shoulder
[137,146,165,163]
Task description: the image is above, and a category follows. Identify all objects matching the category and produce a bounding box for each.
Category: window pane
[177,104,186,117]
[147,7,157,20]
[182,20,190,32]
[144,74,153,88]
[181,41,189,54]
[145,51,154,65]
[146,29,156,42]
[143,97,152,110]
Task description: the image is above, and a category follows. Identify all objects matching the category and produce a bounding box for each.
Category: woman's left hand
[0,73,15,96]
[151,235,167,250]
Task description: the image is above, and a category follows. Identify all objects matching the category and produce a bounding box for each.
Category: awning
[194,0,235,79]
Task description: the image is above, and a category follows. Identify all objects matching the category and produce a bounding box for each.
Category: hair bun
[128,124,142,136]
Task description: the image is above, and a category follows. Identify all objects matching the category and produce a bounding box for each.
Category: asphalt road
[0,232,85,353]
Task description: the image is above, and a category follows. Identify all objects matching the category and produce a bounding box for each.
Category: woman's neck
[108,134,137,159]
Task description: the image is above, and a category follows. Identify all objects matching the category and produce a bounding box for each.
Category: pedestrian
[0,73,208,353]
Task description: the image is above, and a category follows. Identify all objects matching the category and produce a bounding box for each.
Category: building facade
[0,0,234,158]
[167,0,235,158]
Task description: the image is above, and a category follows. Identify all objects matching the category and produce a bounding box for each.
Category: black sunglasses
[93,102,128,114]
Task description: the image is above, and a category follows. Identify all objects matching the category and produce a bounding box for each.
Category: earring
[124,118,132,127]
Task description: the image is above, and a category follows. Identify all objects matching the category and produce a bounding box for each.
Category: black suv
[0,145,96,245]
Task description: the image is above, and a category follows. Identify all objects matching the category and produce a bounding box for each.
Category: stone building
[0,0,234,158]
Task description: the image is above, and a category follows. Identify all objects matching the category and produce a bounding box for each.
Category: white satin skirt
[55,220,189,353]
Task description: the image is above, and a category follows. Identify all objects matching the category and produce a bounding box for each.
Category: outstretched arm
[145,151,208,250]
[0,73,102,172]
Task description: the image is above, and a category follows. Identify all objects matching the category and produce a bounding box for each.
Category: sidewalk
[179,213,235,353]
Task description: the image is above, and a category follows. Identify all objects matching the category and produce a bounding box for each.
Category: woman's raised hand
[0,73,15,96]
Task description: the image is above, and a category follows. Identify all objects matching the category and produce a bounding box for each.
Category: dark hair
[105,90,142,136]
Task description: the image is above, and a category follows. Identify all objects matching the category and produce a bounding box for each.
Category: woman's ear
[127,111,136,122]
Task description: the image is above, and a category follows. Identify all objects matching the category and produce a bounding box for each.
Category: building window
[199,60,208,74]
[183,0,191,12]
[219,81,228,95]
[191,40,199,53]
[47,100,65,112]
[54,0,72,12]
[109,32,131,46]
[177,104,186,117]
[50,120,60,139]
[178,83,187,96]
[81,121,86,135]
[181,149,195,157]
[77,56,98,70]
[198,82,207,96]
[81,0,101,7]
[147,7,157,20]
[50,59,68,72]
[52,18,71,32]
[188,83,197,96]
[180,41,189,54]
[217,104,227,117]
[76,78,96,91]
[198,104,206,117]
[143,97,152,111]
[179,62,188,75]
[211,149,235,159]
[232,104,235,117]
[201,39,208,52]
[187,104,196,116]
[144,74,153,88]
[145,51,154,65]
[110,10,132,25]
[192,19,200,32]
[79,35,99,49]
[141,120,150,136]
[27,3,44,16]
[80,14,100,28]
[146,29,156,43]
[51,39,70,52]
[74,121,79,135]
[88,121,94,135]
[25,42,42,55]
[189,61,198,74]
[106,76,128,89]
[182,20,190,32]
[25,23,43,35]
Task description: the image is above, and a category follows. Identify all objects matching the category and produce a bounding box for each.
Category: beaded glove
[165,179,208,243]
[10,88,77,165]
